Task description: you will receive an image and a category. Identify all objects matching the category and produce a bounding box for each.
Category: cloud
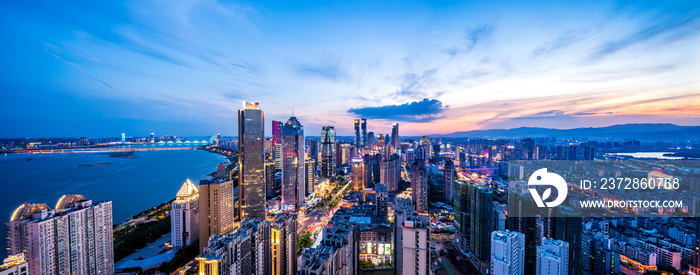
[532,30,588,58]
[44,48,117,92]
[293,60,348,82]
[348,98,449,122]
[444,24,494,56]
[390,68,443,100]
[588,13,700,60]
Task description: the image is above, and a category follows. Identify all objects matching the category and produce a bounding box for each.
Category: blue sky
[1,0,699,137]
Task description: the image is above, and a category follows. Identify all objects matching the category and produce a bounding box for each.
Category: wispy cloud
[293,60,348,82]
[444,24,494,56]
[348,98,449,122]
[532,30,589,58]
[43,46,116,92]
[588,13,700,60]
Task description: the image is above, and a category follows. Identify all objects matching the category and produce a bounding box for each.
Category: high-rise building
[121,133,125,144]
[419,136,432,160]
[551,216,582,275]
[320,126,336,179]
[351,156,365,191]
[411,159,428,213]
[308,139,318,165]
[196,218,270,275]
[443,158,455,203]
[354,119,361,148]
[273,120,283,172]
[491,230,525,275]
[453,180,471,252]
[7,195,113,275]
[270,214,297,275]
[361,118,367,149]
[364,153,381,186]
[171,179,199,248]
[199,179,235,252]
[238,102,266,220]
[280,117,306,211]
[305,159,315,196]
[395,212,430,275]
[366,132,375,150]
[380,153,401,192]
[0,253,28,275]
[265,161,276,199]
[375,183,388,216]
[391,123,400,150]
[299,225,358,275]
[334,143,343,168]
[470,185,494,268]
[537,238,569,275]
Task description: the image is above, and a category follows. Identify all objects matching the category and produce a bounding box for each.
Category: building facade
[171,179,199,248]
[395,212,430,275]
[380,153,401,193]
[491,230,525,275]
[7,195,113,275]
[238,102,266,220]
[320,126,336,179]
[411,160,428,213]
[199,179,234,252]
[280,117,306,211]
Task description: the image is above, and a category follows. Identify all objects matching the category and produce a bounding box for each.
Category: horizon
[2,1,699,137]
[3,122,699,140]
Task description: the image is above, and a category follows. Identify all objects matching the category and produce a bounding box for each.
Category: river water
[0,148,227,259]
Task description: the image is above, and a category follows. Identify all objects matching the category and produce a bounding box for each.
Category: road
[297,182,350,235]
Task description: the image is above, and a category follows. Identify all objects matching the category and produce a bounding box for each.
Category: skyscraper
[299,226,358,275]
[270,214,297,275]
[199,179,235,252]
[491,230,525,275]
[361,118,367,149]
[411,159,428,213]
[366,131,375,150]
[363,153,381,186]
[320,126,336,179]
[453,179,471,252]
[375,183,388,216]
[239,102,266,220]
[280,116,305,211]
[7,195,113,275]
[395,212,430,275]
[354,119,361,148]
[391,123,400,150]
[307,139,318,165]
[273,120,283,172]
[537,238,569,275]
[265,161,276,199]
[305,159,315,196]
[197,219,270,275]
[350,156,365,191]
[470,184,494,268]
[444,158,455,203]
[380,153,401,192]
[419,136,432,160]
[171,179,199,248]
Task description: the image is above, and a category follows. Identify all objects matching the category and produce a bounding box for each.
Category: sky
[1,0,699,138]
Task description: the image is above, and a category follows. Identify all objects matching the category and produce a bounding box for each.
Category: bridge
[17,147,198,154]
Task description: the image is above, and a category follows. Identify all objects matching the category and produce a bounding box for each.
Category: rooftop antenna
[292,106,295,116]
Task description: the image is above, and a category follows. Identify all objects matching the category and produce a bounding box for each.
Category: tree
[359,260,375,269]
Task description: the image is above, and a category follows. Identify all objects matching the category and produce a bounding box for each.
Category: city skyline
[1,1,699,138]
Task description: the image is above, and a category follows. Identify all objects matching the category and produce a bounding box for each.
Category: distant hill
[437,123,700,141]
